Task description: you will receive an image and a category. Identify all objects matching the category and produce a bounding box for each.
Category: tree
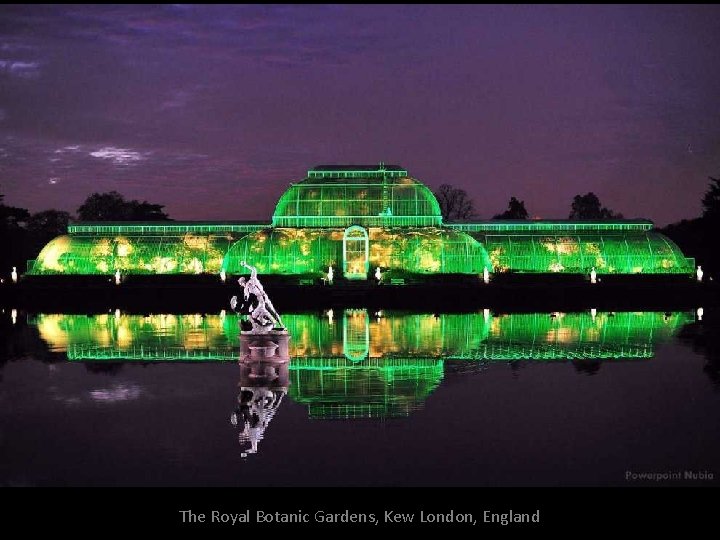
[0,198,30,229]
[569,192,622,219]
[493,197,529,219]
[434,184,475,221]
[77,191,170,221]
[701,176,720,222]
[26,210,72,239]
[0,193,31,273]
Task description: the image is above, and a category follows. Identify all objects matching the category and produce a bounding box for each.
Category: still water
[0,308,718,486]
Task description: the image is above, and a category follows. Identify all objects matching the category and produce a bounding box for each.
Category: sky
[0,4,719,226]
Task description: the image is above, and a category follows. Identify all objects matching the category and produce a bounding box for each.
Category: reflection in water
[31,310,697,422]
[232,332,290,457]
[34,310,692,363]
[17,308,705,458]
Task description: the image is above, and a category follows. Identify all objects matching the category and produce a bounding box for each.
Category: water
[0,308,718,486]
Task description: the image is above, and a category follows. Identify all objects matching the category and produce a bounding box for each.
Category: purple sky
[1,4,719,225]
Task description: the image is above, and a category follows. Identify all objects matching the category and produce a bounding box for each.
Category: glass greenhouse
[29,164,695,277]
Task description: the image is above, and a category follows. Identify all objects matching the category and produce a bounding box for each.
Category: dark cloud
[0,5,719,224]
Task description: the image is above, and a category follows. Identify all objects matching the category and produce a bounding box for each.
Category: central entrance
[343,225,369,279]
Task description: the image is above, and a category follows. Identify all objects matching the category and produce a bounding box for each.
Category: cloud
[89,146,146,165]
[90,384,143,403]
[0,59,40,78]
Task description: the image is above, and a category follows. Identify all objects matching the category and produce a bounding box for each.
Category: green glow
[343,226,369,279]
[33,310,693,362]
[288,357,444,419]
[35,310,693,419]
[68,222,267,235]
[271,175,443,228]
[475,231,694,274]
[446,220,653,232]
[307,164,409,180]
[223,227,492,276]
[31,234,240,275]
[30,164,695,276]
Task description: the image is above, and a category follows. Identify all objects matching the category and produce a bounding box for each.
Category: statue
[375,267,382,282]
[697,265,703,282]
[483,266,490,284]
[590,267,597,284]
[231,261,284,333]
[327,265,334,284]
[114,269,121,285]
[220,269,227,283]
[11,266,17,284]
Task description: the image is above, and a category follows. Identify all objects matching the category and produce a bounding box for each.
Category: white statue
[483,267,490,284]
[11,266,17,283]
[114,269,121,285]
[590,267,597,284]
[327,265,334,283]
[697,307,704,321]
[697,266,703,282]
[234,261,284,333]
[375,267,382,282]
[220,269,227,283]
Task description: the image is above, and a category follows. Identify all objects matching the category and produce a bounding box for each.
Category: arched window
[343,225,369,279]
[343,309,369,362]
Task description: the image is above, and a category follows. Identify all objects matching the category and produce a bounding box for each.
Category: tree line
[434,177,720,274]
[434,185,621,221]
[0,191,170,275]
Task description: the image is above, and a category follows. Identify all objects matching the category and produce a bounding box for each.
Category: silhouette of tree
[0,193,31,272]
[26,210,72,239]
[569,192,622,219]
[663,174,720,275]
[701,176,720,222]
[0,196,30,229]
[434,184,475,221]
[77,191,170,221]
[493,197,529,219]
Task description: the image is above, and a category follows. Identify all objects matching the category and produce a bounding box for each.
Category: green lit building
[30,164,695,278]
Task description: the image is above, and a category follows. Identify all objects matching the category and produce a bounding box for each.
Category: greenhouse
[29,164,695,278]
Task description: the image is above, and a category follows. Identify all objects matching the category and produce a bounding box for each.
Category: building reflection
[32,309,697,423]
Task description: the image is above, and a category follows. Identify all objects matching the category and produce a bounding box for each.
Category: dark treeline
[660,176,720,275]
[437,178,720,275]
[0,191,170,277]
[435,186,622,222]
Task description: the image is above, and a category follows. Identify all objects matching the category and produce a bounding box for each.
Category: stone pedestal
[239,330,290,387]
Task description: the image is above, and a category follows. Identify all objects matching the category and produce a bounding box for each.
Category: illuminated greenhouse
[29,164,695,278]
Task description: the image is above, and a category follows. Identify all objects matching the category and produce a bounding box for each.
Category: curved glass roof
[272,165,443,227]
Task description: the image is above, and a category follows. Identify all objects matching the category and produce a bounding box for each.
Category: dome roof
[272,164,443,227]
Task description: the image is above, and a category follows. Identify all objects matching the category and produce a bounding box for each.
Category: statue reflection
[231,330,290,458]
